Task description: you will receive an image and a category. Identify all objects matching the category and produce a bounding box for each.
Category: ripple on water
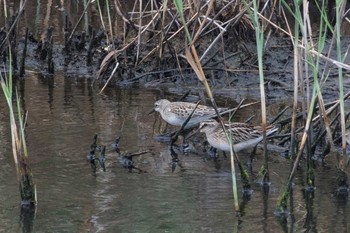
[0,74,349,232]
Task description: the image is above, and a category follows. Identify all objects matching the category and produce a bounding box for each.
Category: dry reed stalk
[136,0,143,62]
[66,0,92,45]
[176,1,247,210]
[159,0,169,58]
[0,0,27,50]
[97,9,162,77]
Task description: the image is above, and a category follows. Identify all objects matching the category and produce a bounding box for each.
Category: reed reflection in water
[0,73,348,232]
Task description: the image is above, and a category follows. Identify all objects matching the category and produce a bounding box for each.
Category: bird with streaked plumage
[153,99,228,128]
[199,120,278,152]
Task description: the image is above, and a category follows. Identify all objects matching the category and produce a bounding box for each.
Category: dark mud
[8,29,350,104]
[1,0,350,105]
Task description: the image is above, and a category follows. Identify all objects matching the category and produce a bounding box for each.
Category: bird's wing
[226,123,262,143]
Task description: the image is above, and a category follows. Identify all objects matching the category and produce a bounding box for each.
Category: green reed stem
[0,49,36,206]
[95,0,109,43]
[105,0,114,40]
[3,0,8,18]
[335,0,347,168]
[173,0,192,44]
[277,0,334,211]
[289,6,300,162]
[83,0,89,33]
[243,0,269,183]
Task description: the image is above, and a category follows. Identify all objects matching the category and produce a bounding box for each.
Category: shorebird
[153,99,228,128]
[199,120,278,152]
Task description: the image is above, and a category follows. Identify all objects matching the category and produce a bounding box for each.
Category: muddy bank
[2,29,346,104]
[0,0,349,104]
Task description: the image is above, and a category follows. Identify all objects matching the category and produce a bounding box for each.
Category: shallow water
[0,73,349,233]
[1,1,350,232]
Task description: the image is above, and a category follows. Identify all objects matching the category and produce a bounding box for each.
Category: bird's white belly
[163,112,183,126]
[208,136,263,152]
[233,137,264,152]
[208,137,231,151]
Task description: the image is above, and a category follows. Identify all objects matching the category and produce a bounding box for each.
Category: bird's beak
[148,109,155,114]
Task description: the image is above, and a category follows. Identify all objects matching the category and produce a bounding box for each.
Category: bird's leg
[90,160,97,170]
[247,144,258,173]
[180,128,196,154]
[169,145,182,172]
[112,136,121,155]
[203,140,213,160]
[209,146,219,161]
[98,146,106,172]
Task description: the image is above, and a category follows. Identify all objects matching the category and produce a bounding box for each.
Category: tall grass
[243,0,269,184]
[335,0,348,168]
[173,0,250,212]
[275,0,349,214]
[95,0,120,93]
[0,50,36,207]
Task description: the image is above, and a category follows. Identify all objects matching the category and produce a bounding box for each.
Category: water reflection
[20,206,35,233]
[0,72,349,232]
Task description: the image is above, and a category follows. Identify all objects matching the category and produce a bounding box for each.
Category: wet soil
[11,30,350,105]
